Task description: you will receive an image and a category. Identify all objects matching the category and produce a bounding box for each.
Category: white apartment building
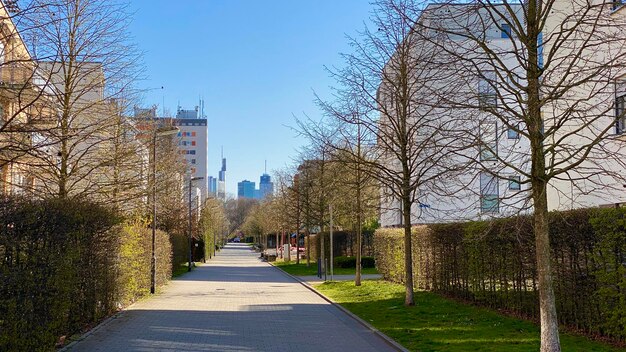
[134,106,209,203]
[380,1,626,227]
[174,107,209,202]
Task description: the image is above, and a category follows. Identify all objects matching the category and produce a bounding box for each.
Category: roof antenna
[264,160,267,174]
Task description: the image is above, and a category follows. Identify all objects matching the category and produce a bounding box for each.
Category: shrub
[333,256,376,268]
[362,256,376,268]
[334,256,356,268]
[0,197,173,351]
[374,209,626,342]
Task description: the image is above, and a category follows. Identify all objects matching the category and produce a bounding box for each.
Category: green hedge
[0,197,172,351]
[334,256,376,268]
[373,209,626,342]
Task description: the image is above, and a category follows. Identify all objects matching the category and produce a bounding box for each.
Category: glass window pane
[509,176,521,190]
[501,24,511,39]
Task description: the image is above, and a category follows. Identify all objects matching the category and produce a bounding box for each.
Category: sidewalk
[64,243,400,352]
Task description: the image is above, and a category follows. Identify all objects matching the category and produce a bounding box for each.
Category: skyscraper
[237,180,256,199]
[208,176,217,197]
[259,173,273,199]
[217,150,226,200]
[258,161,274,199]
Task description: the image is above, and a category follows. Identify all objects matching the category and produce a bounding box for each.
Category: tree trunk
[403,194,414,306]
[355,182,362,286]
[533,180,560,352]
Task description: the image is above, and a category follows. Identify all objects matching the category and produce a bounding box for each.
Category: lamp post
[189,176,204,272]
[150,125,179,294]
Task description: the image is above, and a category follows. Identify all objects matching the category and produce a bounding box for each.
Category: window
[478,72,497,110]
[190,150,196,155]
[509,176,521,190]
[613,0,623,11]
[501,24,511,39]
[480,172,499,213]
[507,124,520,139]
[537,32,544,70]
[616,79,626,133]
[191,132,196,137]
[617,94,626,134]
[191,159,196,164]
[480,122,497,161]
[191,141,196,146]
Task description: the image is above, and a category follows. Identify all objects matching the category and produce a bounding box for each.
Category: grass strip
[314,280,621,352]
[273,260,378,276]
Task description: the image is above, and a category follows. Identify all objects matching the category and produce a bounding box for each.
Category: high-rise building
[208,176,217,197]
[217,152,226,200]
[237,180,256,199]
[259,173,273,199]
[133,106,209,202]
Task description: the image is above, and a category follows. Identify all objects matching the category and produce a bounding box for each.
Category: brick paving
[66,243,399,352]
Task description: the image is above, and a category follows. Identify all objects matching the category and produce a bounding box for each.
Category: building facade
[379,2,626,227]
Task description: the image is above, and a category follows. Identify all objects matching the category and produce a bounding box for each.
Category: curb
[58,308,129,351]
[268,262,410,352]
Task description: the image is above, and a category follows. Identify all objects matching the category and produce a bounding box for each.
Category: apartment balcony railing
[0,63,32,89]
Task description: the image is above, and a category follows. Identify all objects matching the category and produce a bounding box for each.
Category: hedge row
[307,231,375,262]
[373,208,626,341]
[334,256,376,268]
[0,197,172,351]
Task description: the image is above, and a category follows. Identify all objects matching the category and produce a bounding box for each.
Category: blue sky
[129,1,374,196]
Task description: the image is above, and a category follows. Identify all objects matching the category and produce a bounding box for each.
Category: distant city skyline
[129,1,375,195]
[235,169,274,200]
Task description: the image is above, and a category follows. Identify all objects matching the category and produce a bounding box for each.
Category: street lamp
[150,125,179,294]
[189,176,204,272]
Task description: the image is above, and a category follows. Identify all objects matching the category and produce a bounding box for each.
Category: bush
[362,256,376,268]
[333,256,376,268]
[0,197,172,351]
[374,209,626,342]
[334,256,356,268]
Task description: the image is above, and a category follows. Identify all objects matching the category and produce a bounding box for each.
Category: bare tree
[224,197,259,236]
[0,2,62,194]
[314,0,464,305]
[21,0,142,200]
[399,0,626,350]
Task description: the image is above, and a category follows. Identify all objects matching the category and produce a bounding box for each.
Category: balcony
[0,64,31,87]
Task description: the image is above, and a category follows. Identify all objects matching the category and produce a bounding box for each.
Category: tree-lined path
[65,243,399,352]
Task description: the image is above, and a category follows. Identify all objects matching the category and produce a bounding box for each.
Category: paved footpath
[66,243,400,352]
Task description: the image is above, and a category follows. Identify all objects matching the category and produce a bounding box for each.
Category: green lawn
[272,260,379,276]
[315,280,622,352]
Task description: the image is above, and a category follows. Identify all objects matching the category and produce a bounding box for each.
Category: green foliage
[0,197,172,351]
[273,261,378,276]
[589,208,626,339]
[335,256,357,268]
[316,280,622,352]
[116,219,171,306]
[334,256,376,268]
[374,209,626,342]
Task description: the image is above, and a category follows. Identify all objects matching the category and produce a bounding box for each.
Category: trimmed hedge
[373,209,626,342]
[334,256,376,268]
[307,231,375,263]
[0,197,172,351]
